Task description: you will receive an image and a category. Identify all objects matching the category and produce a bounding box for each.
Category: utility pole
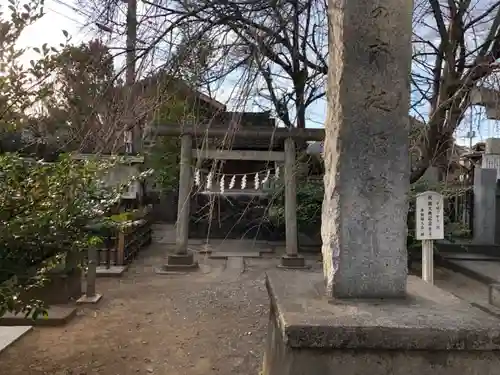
[125,0,139,154]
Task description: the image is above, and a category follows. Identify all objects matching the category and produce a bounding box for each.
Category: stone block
[76,293,103,305]
[210,252,261,259]
[96,265,129,278]
[155,252,199,273]
[262,270,500,375]
[278,255,308,269]
[19,268,82,305]
[489,284,500,307]
[0,326,32,353]
[0,306,77,327]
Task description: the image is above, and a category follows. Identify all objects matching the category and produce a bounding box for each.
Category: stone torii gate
[154,126,324,271]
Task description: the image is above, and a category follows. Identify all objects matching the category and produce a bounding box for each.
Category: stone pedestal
[262,271,500,375]
[156,252,198,273]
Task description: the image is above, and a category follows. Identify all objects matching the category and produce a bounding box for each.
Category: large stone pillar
[321,0,411,298]
[262,2,500,375]
[157,134,198,272]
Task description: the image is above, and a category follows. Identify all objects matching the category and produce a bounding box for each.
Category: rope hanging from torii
[194,167,280,192]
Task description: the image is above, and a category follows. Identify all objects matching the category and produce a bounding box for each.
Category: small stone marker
[415,191,444,284]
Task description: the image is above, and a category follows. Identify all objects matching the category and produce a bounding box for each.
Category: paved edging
[0,326,32,354]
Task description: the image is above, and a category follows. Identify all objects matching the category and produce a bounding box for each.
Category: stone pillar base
[262,271,500,375]
[156,252,199,273]
[278,255,308,269]
[76,293,103,304]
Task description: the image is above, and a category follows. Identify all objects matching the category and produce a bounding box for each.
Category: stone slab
[210,252,261,259]
[96,265,129,277]
[439,259,500,285]
[436,242,500,257]
[0,306,77,327]
[226,257,245,270]
[440,253,500,261]
[432,267,500,320]
[195,244,212,254]
[0,326,32,353]
[489,284,500,307]
[155,264,199,274]
[221,257,246,277]
[278,255,309,269]
[196,240,275,254]
[265,270,500,350]
[76,293,103,305]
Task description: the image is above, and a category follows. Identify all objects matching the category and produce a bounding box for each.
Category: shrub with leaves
[0,154,119,317]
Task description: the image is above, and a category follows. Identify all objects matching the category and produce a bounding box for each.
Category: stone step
[440,252,500,261]
[0,306,76,327]
[438,257,500,285]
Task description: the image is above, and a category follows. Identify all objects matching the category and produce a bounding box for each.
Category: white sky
[17,0,92,64]
[15,0,500,143]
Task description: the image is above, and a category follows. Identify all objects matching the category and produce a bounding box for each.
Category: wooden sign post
[415,191,445,284]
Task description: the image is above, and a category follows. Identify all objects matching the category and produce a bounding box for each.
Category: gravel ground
[0,227,491,375]
[0,241,320,375]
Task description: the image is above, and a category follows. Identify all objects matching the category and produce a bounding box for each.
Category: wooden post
[416,191,444,285]
[422,240,434,284]
[279,137,306,268]
[284,137,298,256]
[176,134,193,254]
[117,231,125,265]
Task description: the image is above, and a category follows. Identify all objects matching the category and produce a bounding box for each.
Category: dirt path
[0,242,301,375]
[2,231,493,375]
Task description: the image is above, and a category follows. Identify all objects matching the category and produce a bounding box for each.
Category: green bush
[268,179,323,240]
[0,154,119,317]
